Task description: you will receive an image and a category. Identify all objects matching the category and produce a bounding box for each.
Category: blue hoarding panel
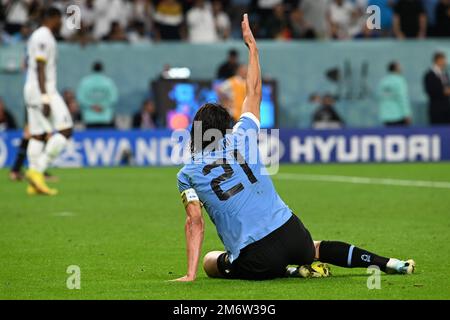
[1,127,449,168]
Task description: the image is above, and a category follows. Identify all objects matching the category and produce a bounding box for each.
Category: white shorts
[24,86,73,135]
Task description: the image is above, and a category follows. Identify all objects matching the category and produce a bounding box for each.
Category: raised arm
[241,14,262,121]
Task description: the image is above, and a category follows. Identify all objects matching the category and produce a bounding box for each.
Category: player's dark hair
[434,51,446,63]
[229,49,238,58]
[93,61,104,72]
[43,7,62,20]
[190,103,233,154]
[388,61,398,72]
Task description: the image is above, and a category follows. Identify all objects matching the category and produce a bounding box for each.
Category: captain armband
[181,188,201,208]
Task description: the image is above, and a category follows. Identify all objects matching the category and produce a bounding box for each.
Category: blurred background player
[24,7,73,195]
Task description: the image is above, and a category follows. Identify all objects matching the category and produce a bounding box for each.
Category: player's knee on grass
[203,251,225,278]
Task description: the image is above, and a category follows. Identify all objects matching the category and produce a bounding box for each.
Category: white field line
[53,212,76,217]
[274,173,450,190]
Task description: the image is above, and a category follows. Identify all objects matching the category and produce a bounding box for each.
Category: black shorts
[217,214,315,280]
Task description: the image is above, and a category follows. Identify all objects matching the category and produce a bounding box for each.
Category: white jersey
[24,26,73,135]
[25,26,58,93]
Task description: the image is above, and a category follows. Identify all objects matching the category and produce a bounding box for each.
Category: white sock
[27,138,45,172]
[386,258,400,270]
[37,133,68,173]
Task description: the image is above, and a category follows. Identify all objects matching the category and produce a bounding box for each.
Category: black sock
[319,241,389,272]
[11,138,29,173]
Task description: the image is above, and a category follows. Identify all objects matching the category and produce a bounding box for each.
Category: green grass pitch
[1,163,450,300]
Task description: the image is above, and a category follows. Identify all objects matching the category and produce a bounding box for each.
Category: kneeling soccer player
[172,14,415,282]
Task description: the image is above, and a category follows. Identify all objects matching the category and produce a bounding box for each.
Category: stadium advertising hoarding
[0,127,449,168]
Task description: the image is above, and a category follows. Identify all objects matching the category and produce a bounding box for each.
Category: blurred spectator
[297,93,322,127]
[308,93,322,108]
[377,61,412,126]
[62,89,84,129]
[132,0,154,23]
[128,20,152,43]
[218,64,247,121]
[327,0,363,39]
[289,8,316,39]
[435,0,450,37]
[160,63,172,79]
[153,0,185,40]
[90,0,112,39]
[217,49,240,79]
[212,0,231,40]
[2,0,449,43]
[228,0,251,37]
[4,0,32,35]
[76,62,119,128]
[78,0,97,31]
[393,0,427,39]
[68,21,96,46]
[299,0,329,39]
[423,0,439,36]
[103,21,128,42]
[186,0,218,43]
[266,3,291,40]
[0,98,17,131]
[92,0,133,40]
[133,98,158,129]
[312,94,344,129]
[424,52,450,124]
[252,0,284,38]
[1,22,32,44]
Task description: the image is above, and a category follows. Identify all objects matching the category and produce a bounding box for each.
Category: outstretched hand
[169,275,195,282]
[241,14,256,49]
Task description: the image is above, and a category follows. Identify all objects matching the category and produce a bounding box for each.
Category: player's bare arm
[241,13,262,121]
[172,201,204,282]
[37,60,50,117]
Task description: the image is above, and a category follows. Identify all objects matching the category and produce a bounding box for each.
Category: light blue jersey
[177,113,293,262]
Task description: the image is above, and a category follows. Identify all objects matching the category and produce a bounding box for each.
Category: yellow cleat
[298,262,331,278]
[310,261,331,277]
[25,169,58,196]
[287,262,331,278]
[26,184,38,195]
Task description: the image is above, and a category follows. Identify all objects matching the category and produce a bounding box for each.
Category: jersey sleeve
[232,112,260,134]
[177,169,201,208]
[32,34,51,62]
[228,112,261,163]
[177,169,192,193]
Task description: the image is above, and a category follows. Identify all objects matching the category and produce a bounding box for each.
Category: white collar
[433,65,443,76]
